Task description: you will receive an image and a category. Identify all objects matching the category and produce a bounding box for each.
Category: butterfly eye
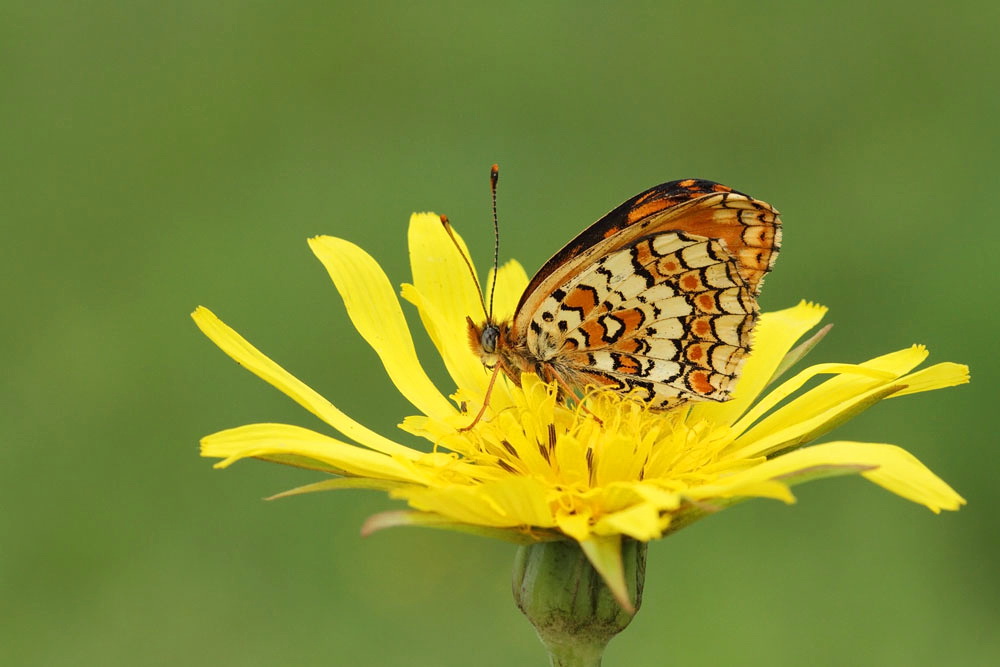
[480,325,500,354]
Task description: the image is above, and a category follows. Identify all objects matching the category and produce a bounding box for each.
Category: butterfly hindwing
[524,230,758,408]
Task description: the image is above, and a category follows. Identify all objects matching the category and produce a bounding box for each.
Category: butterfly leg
[541,365,604,427]
[459,364,504,432]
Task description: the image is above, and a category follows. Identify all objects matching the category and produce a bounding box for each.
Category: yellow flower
[193,212,967,607]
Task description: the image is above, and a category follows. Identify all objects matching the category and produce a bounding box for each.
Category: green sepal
[765,323,833,388]
[361,510,564,544]
[512,539,646,666]
[266,476,417,500]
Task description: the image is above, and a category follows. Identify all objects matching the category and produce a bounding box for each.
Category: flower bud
[512,539,646,666]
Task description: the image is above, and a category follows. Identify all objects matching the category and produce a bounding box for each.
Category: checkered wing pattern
[512,179,781,408]
[524,231,758,407]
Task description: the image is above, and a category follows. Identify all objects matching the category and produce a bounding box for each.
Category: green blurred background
[3,2,997,665]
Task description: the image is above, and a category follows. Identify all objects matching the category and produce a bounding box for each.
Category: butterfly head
[466,316,505,368]
[480,323,500,355]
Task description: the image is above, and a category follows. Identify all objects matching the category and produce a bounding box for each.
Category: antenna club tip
[490,163,499,178]
[439,214,450,226]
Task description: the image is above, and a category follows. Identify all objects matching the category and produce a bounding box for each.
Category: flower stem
[544,640,605,667]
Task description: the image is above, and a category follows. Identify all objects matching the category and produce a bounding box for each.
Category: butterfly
[461,168,781,421]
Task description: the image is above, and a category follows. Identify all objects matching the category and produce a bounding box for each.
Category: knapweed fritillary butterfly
[458,166,781,424]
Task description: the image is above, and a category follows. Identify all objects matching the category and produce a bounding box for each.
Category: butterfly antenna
[488,163,500,320]
[440,214,489,319]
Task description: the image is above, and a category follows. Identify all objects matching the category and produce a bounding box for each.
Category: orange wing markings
[642,199,781,294]
[562,285,601,319]
[696,293,716,311]
[468,177,781,413]
[692,316,712,337]
[686,342,706,362]
[613,353,643,375]
[611,337,643,355]
[519,228,760,407]
[614,307,646,334]
[624,200,669,226]
[686,314,749,346]
[518,180,771,312]
[687,370,715,395]
[681,273,702,292]
[625,179,735,225]
[577,319,608,347]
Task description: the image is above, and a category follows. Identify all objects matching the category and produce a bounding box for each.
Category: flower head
[194,213,967,606]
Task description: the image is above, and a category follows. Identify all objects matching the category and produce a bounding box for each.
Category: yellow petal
[361,510,547,543]
[394,476,556,528]
[578,535,635,613]
[891,362,971,397]
[201,423,426,482]
[396,415,491,465]
[192,307,420,459]
[688,476,797,504]
[726,362,895,443]
[405,213,492,395]
[766,323,833,386]
[555,510,593,542]
[727,383,901,459]
[705,441,965,512]
[693,301,828,426]
[309,235,456,420]
[400,282,488,396]
[728,346,929,457]
[844,443,966,512]
[267,476,418,500]
[488,259,530,323]
[593,503,664,541]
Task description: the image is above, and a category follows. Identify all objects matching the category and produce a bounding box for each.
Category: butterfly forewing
[506,178,781,409]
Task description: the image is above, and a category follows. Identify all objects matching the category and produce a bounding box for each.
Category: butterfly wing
[524,231,758,407]
[513,179,781,407]
[515,179,780,322]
